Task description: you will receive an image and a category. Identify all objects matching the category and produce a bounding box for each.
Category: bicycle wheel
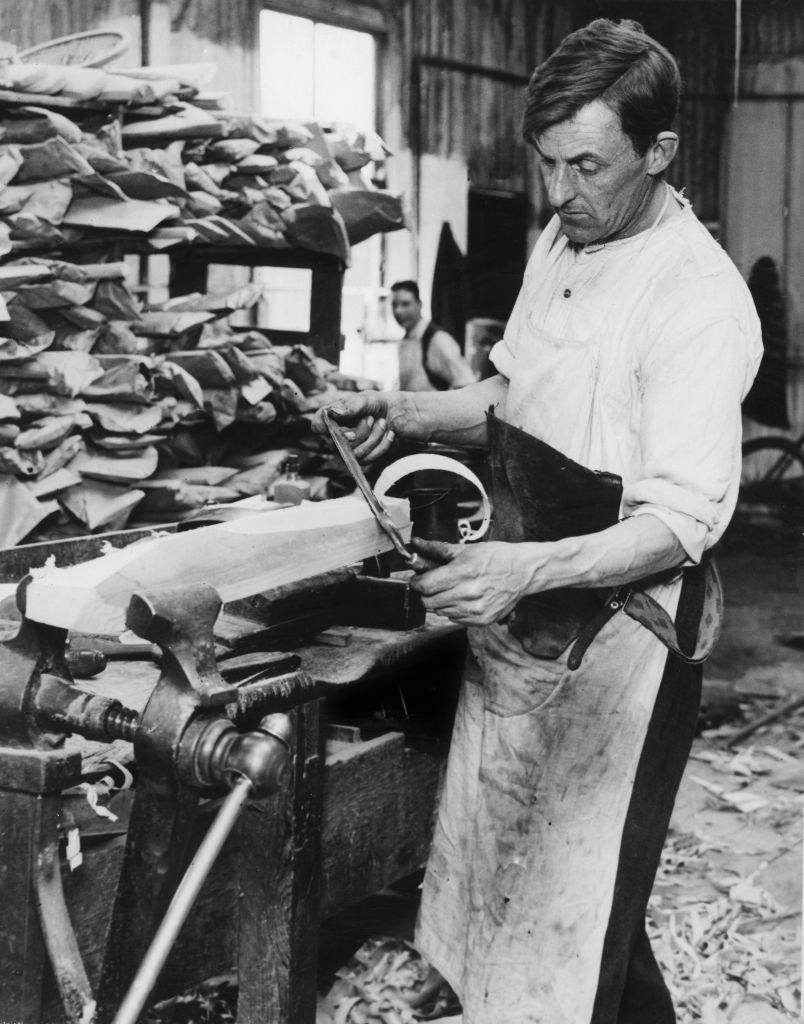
[740,436,804,511]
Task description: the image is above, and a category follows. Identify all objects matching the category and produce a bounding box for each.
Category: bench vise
[0,579,307,1024]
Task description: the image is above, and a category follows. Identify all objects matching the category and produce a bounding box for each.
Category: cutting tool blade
[321,408,415,562]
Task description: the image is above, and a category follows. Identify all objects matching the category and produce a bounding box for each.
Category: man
[316,19,760,1024]
[391,279,476,391]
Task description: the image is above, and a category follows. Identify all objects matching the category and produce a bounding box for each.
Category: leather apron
[487,408,721,666]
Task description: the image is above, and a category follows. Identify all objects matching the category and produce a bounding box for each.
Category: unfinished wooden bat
[23,494,411,635]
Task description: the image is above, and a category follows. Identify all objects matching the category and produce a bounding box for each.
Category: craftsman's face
[391,290,422,331]
[534,99,668,245]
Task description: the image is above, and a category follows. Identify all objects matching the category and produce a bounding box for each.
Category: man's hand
[409,538,534,626]
[311,393,396,462]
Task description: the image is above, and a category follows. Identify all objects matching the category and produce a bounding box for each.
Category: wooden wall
[0,0,142,58]
[152,0,259,110]
[408,0,548,193]
[377,0,571,305]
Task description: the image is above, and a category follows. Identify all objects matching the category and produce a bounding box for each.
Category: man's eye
[576,162,599,175]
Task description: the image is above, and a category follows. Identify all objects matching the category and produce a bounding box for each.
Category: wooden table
[46,616,465,1024]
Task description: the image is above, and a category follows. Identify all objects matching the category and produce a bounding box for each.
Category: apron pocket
[507,587,607,658]
[469,624,570,717]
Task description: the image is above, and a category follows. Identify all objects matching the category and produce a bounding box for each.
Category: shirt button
[563,288,572,298]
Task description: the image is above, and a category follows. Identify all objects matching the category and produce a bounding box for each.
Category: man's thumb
[409,536,457,568]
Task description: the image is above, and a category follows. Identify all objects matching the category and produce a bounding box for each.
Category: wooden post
[237,699,324,1024]
[169,256,209,298]
[310,262,344,367]
[0,744,87,1024]
[0,791,49,1023]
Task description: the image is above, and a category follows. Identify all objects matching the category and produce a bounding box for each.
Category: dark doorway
[467,188,528,321]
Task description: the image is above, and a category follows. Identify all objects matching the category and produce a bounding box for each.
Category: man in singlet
[391,280,476,391]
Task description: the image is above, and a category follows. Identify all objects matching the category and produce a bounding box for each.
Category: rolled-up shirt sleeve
[622,311,761,562]
[489,278,530,381]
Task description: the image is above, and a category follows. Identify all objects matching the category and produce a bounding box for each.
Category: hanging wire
[732,0,743,106]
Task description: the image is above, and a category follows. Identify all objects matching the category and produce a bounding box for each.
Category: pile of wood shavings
[648,833,799,1022]
[647,707,804,1023]
[144,973,237,1024]
[317,938,459,1024]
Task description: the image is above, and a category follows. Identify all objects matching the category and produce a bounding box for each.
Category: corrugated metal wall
[417,67,528,191]
[578,1,734,224]
[415,0,538,71]
[578,0,804,226]
[406,0,571,193]
[406,0,803,219]
[742,0,804,61]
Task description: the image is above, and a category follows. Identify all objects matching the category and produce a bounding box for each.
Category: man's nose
[545,165,576,208]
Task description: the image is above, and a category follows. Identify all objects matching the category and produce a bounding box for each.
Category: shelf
[3,236,346,365]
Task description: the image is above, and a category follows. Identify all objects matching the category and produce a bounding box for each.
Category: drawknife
[321,408,441,571]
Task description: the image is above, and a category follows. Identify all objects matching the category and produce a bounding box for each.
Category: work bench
[0,528,465,1024]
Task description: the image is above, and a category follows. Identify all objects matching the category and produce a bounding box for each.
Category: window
[259,9,380,361]
[260,11,375,128]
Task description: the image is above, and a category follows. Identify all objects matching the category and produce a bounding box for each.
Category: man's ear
[646,131,678,176]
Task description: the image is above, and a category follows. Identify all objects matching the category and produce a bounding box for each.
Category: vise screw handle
[112,712,293,1024]
[112,775,252,1024]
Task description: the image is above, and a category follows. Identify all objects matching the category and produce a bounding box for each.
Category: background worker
[391,279,476,391]
[318,19,761,1024]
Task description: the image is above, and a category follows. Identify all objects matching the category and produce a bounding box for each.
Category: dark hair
[391,280,420,302]
[523,19,681,156]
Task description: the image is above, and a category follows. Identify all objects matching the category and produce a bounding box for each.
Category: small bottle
[273,454,311,506]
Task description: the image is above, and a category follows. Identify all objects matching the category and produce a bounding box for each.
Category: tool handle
[65,649,108,678]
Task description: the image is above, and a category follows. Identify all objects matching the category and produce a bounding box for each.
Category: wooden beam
[23,495,410,636]
[261,0,388,35]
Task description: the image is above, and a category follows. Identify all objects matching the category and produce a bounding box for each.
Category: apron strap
[567,556,723,670]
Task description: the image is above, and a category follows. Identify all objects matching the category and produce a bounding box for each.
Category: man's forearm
[520,514,687,594]
[387,374,508,447]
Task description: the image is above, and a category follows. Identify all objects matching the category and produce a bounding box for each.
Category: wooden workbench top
[66,614,462,770]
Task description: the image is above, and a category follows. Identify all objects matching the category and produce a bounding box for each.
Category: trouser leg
[616,926,675,1024]
[591,578,704,1024]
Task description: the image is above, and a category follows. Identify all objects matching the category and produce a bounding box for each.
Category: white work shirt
[491,193,761,561]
